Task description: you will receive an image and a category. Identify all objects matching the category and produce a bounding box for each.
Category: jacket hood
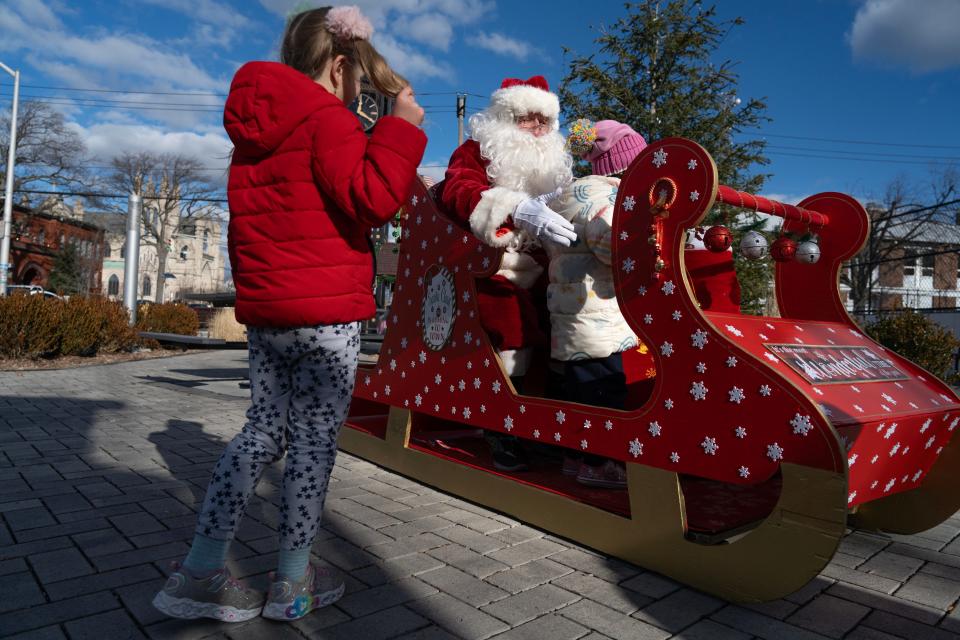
[224,61,339,157]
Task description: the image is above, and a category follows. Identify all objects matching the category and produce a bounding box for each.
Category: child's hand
[393,86,424,127]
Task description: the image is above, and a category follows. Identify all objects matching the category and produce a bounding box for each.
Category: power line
[745,130,960,151]
[761,150,960,167]
[12,83,227,98]
[15,188,227,203]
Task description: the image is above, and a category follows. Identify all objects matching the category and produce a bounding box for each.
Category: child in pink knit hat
[543,119,647,489]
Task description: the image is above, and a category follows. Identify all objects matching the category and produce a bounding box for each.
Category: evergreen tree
[47,242,84,295]
[559,0,774,313]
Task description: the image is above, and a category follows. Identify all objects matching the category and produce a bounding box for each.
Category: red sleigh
[340,137,960,602]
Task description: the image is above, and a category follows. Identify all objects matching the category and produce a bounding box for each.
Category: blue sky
[1,0,958,208]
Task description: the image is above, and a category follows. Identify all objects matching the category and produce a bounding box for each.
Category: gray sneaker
[152,561,264,622]
[262,562,345,621]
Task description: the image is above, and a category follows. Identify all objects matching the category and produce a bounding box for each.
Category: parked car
[6,285,63,300]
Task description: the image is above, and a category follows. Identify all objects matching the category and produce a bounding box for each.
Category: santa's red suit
[435,76,573,374]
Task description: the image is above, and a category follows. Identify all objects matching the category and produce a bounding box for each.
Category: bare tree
[843,168,960,314]
[0,101,92,207]
[102,152,222,303]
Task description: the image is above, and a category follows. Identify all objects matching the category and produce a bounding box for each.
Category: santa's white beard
[470,114,573,196]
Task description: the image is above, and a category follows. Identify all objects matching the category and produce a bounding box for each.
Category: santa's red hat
[488,75,559,122]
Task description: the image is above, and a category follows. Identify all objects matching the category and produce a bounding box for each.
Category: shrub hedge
[0,294,191,359]
[136,302,199,336]
[865,310,960,381]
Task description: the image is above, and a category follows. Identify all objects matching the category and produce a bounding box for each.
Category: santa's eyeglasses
[515,114,550,132]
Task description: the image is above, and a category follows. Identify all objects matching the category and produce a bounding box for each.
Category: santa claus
[435,75,576,471]
[438,75,575,369]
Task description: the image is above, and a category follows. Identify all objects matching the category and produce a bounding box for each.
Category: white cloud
[74,122,232,171]
[418,160,448,184]
[467,31,539,60]
[9,0,62,29]
[391,13,455,51]
[373,34,454,82]
[849,0,960,72]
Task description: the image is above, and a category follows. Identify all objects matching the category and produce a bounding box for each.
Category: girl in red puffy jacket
[153,6,426,624]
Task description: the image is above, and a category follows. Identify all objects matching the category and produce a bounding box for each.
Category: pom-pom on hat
[488,75,560,123]
[571,119,647,176]
[325,5,374,40]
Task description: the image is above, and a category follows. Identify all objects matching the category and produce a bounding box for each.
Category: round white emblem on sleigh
[421,265,456,351]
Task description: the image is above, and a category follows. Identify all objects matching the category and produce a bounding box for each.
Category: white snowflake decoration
[701,436,719,455]
[504,416,514,431]
[848,491,857,504]
[764,352,779,363]
[533,429,540,439]
[883,423,898,439]
[638,286,647,296]
[554,432,562,442]
[458,380,466,391]
[480,404,486,413]
[492,381,501,394]
[690,381,708,401]
[629,438,643,458]
[672,310,683,321]
[411,195,419,206]
[728,387,745,404]
[604,420,614,431]
[556,410,566,424]
[648,421,662,437]
[889,442,900,457]
[735,426,747,439]
[660,342,674,357]
[414,394,422,406]
[739,466,750,479]
[661,281,676,295]
[519,405,526,414]
[664,398,674,410]
[644,314,653,325]
[920,418,932,433]
[652,149,668,167]
[473,378,481,389]
[670,452,680,463]
[620,231,629,241]
[689,190,700,202]
[759,385,772,397]
[462,407,471,419]
[583,419,591,430]
[400,337,408,349]
[726,356,738,368]
[623,195,637,211]
[364,375,371,386]
[580,439,588,450]
[724,324,743,338]
[687,159,698,170]
[384,385,391,396]
[696,362,707,373]
[767,442,784,461]
[622,257,636,273]
[790,413,813,436]
[847,453,858,467]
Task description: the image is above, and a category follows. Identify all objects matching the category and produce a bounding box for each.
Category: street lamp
[0,61,20,296]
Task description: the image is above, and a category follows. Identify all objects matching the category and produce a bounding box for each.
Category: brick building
[4,201,105,294]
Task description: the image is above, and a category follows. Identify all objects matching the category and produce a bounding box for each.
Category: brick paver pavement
[1,350,959,639]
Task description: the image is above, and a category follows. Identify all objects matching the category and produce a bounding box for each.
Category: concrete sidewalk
[1,350,959,639]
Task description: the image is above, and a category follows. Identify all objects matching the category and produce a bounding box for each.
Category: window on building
[105,244,112,258]
[108,274,120,296]
[179,222,196,237]
[921,253,934,278]
[38,229,45,245]
[180,245,189,261]
[120,243,126,259]
[143,275,151,297]
[202,228,209,254]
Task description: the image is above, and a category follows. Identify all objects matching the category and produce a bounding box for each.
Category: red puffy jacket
[224,62,426,327]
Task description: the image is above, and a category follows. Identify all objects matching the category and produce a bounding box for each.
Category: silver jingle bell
[739,230,768,260]
[796,240,821,264]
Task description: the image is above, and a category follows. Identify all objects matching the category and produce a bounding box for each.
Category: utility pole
[123,193,142,325]
[456,94,466,145]
[0,62,20,296]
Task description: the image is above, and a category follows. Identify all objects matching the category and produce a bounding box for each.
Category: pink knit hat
[568,119,647,176]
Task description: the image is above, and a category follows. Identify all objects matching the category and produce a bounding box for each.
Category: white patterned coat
[545,175,639,361]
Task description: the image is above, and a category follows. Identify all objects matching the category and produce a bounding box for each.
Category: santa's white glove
[512,188,578,247]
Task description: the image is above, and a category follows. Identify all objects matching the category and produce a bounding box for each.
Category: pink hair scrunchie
[326,5,374,40]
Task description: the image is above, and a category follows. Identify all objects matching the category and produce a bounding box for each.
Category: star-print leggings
[195,323,361,550]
